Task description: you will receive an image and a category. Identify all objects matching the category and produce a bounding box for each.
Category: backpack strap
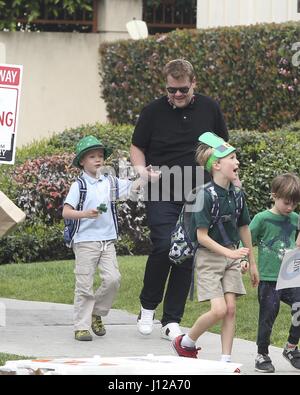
[107,175,119,236]
[74,176,87,235]
[232,187,244,224]
[205,183,233,246]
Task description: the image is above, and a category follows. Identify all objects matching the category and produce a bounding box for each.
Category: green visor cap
[198,132,236,171]
[72,135,112,168]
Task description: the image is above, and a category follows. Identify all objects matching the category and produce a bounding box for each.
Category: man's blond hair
[163,59,195,82]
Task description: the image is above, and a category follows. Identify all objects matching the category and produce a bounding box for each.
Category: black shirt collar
[167,94,196,109]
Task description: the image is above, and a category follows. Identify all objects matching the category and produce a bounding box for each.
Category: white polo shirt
[64,172,132,243]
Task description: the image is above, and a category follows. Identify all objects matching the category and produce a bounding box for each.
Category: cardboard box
[0,191,26,237]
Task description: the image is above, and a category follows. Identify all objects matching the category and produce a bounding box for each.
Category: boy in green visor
[172,132,259,362]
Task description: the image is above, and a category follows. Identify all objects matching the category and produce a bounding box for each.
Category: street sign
[0,63,23,165]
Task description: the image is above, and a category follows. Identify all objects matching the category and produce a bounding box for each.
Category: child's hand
[84,209,99,218]
[226,247,249,260]
[250,263,260,287]
[240,259,249,274]
[233,173,242,188]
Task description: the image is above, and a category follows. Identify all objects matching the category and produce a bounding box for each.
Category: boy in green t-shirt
[250,173,300,373]
[172,132,259,362]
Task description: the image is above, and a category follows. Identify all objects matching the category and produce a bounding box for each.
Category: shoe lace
[256,354,270,364]
[140,309,154,325]
[286,346,300,358]
[92,316,104,331]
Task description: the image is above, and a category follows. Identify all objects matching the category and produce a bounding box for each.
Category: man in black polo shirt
[130,59,228,341]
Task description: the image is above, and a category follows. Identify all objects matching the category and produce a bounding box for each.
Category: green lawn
[0,353,32,367]
[0,255,292,365]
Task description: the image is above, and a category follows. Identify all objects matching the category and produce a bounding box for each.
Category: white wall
[0,32,110,147]
[0,0,143,147]
[197,0,300,29]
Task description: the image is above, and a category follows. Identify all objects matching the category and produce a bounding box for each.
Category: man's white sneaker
[137,307,155,335]
[161,322,183,341]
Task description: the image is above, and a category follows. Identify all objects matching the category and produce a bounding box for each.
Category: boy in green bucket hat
[172,132,259,362]
[63,135,154,341]
[72,135,112,168]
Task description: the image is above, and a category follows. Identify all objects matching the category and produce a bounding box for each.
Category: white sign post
[0,63,23,165]
[276,248,300,290]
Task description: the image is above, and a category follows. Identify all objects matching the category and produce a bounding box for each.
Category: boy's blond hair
[195,143,214,172]
[271,173,300,204]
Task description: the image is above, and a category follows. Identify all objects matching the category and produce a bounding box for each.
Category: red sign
[0,66,20,86]
[0,64,23,165]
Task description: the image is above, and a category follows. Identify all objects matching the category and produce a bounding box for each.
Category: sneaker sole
[92,331,106,336]
[137,322,153,335]
[75,337,93,341]
[138,330,153,336]
[254,367,275,373]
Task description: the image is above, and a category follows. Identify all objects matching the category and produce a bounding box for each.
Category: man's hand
[140,165,161,183]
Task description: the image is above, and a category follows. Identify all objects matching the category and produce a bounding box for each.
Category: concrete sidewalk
[0,298,298,375]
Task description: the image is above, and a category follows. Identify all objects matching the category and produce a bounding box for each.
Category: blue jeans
[139,201,193,326]
[257,281,300,355]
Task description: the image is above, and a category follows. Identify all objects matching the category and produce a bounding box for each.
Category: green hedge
[0,123,148,263]
[230,127,300,216]
[0,122,300,263]
[100,22,300,131]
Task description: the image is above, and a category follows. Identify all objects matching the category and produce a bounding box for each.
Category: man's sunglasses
[166,86,190,94]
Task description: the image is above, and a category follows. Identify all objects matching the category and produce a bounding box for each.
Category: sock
[285,342,297,351]
[181,334,196,348]
[220,354,231,363]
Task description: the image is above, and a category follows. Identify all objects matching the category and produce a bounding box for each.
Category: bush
[100,22,300,131]
[230,126,300,216]
[1,122,300,263]
[0,221,73,263]
[0,126,150,263]
[13,153,78,224]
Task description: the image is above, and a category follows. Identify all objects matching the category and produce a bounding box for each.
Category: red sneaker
[172,334,200,358]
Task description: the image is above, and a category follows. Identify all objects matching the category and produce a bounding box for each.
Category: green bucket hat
[72,135,112,168]
[198,132,236,172]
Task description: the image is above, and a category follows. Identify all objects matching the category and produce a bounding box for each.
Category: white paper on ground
[1,355,242,375]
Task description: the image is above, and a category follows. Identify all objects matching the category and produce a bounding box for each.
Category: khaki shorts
[195,248,246,302]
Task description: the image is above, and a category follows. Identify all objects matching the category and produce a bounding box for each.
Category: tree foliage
[0,0,93,32]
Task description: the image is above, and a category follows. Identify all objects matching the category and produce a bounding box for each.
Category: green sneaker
[74,330,93,341]
[91,315,106,336]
